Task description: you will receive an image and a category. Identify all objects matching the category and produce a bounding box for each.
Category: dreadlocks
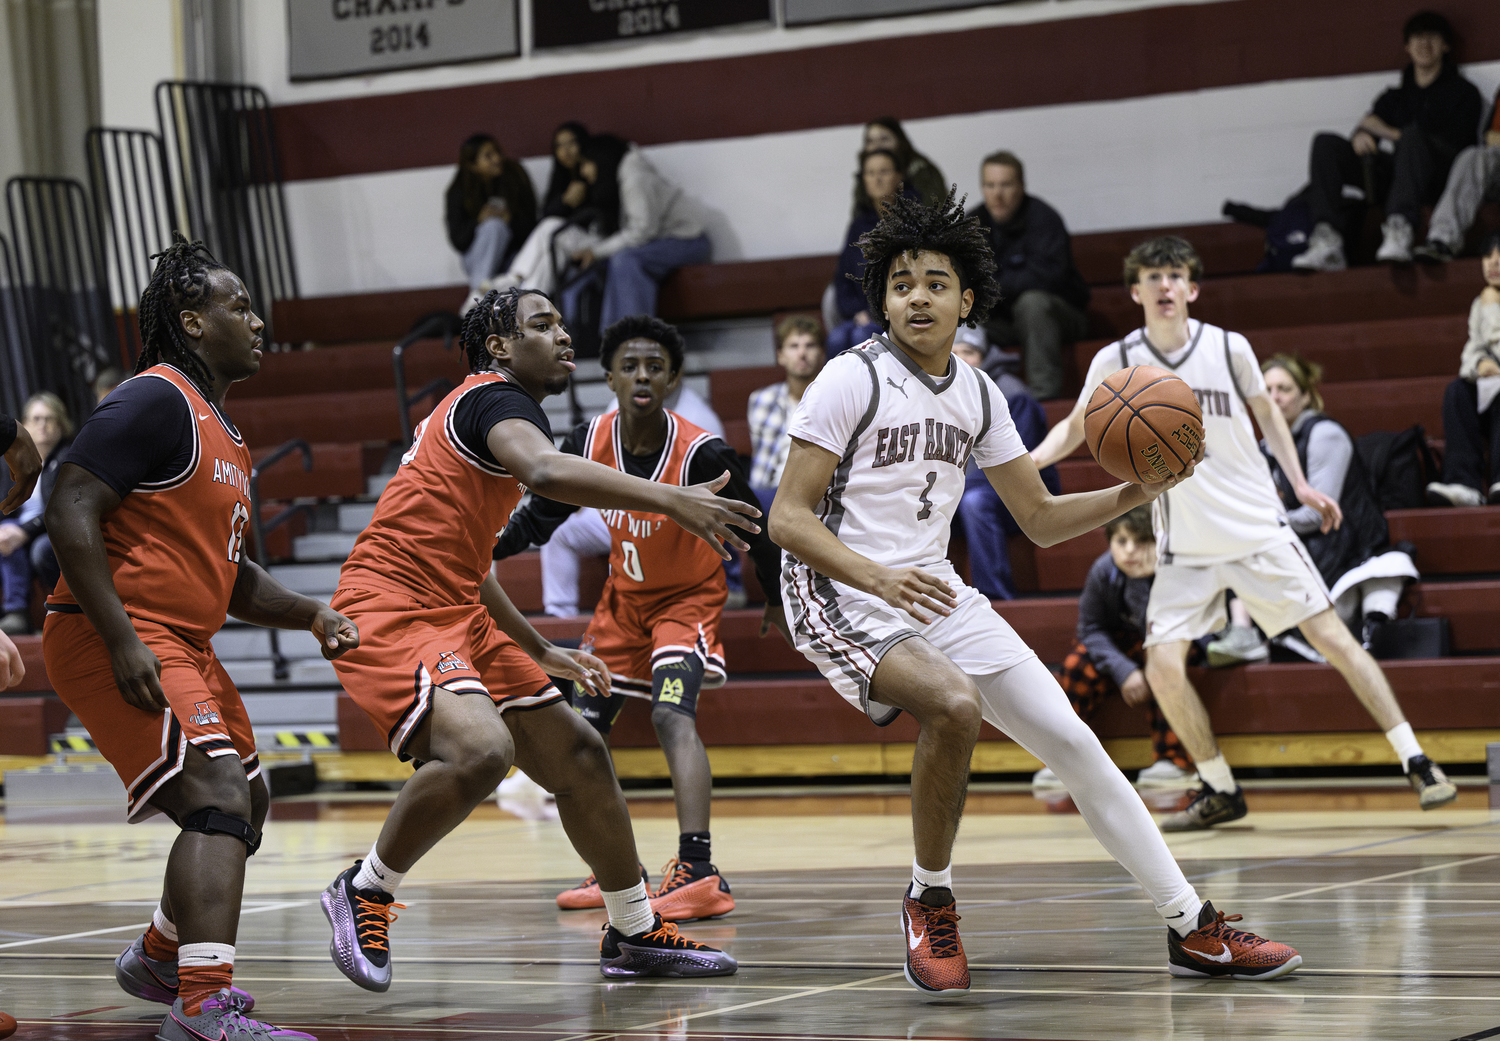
[459,285,556,373]
[135,233,227,392]
[855,186,1001,329]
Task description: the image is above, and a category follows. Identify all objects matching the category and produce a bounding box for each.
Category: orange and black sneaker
[556,864,650,910]
[599,913,737,978]
[649,859,735,921]
[1168,900,1302,981]
[900,885,969,993]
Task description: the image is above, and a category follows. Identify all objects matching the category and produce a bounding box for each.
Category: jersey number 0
[620,540,645,582]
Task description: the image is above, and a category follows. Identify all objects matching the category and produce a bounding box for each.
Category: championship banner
[532,0,773,50]
[288,0,520,81]
[785,0,1018,27]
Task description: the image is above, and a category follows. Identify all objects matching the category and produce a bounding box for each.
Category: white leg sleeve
[974,656,1199,913]
[541,510,612,617]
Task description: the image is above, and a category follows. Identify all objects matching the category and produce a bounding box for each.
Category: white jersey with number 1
[1078,319,1296,565]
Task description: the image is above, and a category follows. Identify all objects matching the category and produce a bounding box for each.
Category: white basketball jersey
[786,334,1027,571]
[1079,320,1295,564]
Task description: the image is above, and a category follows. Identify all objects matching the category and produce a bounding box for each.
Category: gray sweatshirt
[591,147,707,260]
[1459,294,1500,381]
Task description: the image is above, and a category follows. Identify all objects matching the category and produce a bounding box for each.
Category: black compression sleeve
[65,378,194,499]
[687,439,781,606]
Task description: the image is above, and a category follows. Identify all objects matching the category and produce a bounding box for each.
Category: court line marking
[1265,854,1500,902]
[0,900,307,951]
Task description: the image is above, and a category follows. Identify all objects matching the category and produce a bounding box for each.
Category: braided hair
[135,234,227,391]
[460,285,557,373]
[855,186,1001,329]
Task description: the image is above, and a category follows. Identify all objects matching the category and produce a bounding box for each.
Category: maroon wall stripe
[273,0,1499,182]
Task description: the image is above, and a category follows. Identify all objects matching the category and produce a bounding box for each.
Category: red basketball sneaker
[650,859,735,921]
[1168,901,1302,980]
[900,885,969,993]
[556,864,650,910]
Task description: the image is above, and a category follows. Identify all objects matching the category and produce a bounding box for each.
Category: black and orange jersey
[494,409,781,604]
[49,364,254,646]
[341,372,551,609]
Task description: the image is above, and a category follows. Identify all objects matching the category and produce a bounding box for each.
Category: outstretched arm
[1030,396,1087,469]
[769,437,956,624]
[1248,394,1341,532]
[479,572,609,697]
[487,418,759,560]
[228,559,359,660]
[983,450,1192,549]
[2,423,43,515]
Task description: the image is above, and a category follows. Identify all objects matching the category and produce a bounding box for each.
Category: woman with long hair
[0,391,75,633]
[853,116,946,210]
[445,133,538,298]
[542,121,590,219]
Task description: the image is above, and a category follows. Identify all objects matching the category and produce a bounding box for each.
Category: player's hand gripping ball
[1085,365,1203,484]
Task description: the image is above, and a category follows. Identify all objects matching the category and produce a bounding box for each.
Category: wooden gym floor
[1,779,1498,1041]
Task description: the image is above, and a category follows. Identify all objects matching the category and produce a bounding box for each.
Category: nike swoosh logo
[906,914,925,951]
[198,413,210,420]
[1189,942,1233,963]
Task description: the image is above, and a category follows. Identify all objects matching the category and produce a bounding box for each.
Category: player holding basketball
[1033,236,1456,829]
[495,314,789,922]
[320,287,749,991]
[772,192,1300,993]
[44,238,358,1041]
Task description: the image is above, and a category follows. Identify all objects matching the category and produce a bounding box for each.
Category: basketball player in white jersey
[772,194,1300,995]
[1033,236,1456,831]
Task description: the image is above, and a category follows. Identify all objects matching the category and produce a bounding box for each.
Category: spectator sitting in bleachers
[1426,231,1500,507]
[747,315,826,513]
[855,117,946,211]
[970,150,1090,401]
[827,149,916,356]
[447,133,538,306]
[1033,506,1198,791]
[91,367,124,406]
[541,121,590,220]
[562,135,712,330]
[1415,84,1500,262]
[1261,354,1419,646]
[1293,10,1482,271]
[0,392,73,634]
[950,326,1057,600]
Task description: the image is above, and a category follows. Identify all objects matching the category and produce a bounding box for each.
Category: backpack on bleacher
[1355,425,1437,511]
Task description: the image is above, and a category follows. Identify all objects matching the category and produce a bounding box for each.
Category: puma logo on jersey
[188,701,221,726]
[872,419,974,470]
[212,458,251,496]
[434,651,470,674]
[886,377,909,398]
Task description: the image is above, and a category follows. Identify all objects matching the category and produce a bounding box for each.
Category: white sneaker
[1031,766,1064,790]
[1135,759,1199,788]
[1205,624,1268,668]
[1291,222,1347,272]
[1425,482,1484,507]
[496,768,553,801]
[1375,215,1413,263]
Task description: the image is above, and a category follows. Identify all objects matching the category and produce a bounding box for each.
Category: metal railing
[155,81,298,339]
[5,177,120,422]
[0,234,28,419]
[249,437,313,681]
[392,313,462,448]
[86,128,178,365]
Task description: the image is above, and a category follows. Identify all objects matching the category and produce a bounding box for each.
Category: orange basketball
[0,1010,16,1038]
[1084,365,1203,484]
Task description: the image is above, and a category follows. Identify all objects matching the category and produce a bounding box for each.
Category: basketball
[1084,365,1204,484]
[0,1011,16,1038]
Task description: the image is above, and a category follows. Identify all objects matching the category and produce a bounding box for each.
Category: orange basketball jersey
[341,372,530,608]
[48,364,254,646]
[584,410,724,597]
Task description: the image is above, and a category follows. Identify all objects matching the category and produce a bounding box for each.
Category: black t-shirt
[493,418,782,605]
[449,381,554,471]
[66,376,202,498]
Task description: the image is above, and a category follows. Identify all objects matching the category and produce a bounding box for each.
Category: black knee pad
[651,652,704,719]
[568,680,626,738]
[181,806,261,856]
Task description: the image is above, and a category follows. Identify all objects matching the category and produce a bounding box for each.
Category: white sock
[177,942,234,969]
[602,880,655,937]
[153,904,178,942]
[911,859,953,899]
[1385,722,1423,770]
[1156,888,1206,938]
[353,844,406,895]
[1195,754,1237,794]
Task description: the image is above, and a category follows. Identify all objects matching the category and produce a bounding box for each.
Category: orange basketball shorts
[584,580,727,701]
[42,610,259,823]
[330,587,563,761]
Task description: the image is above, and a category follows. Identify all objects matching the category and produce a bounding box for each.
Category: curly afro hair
[459,285,557,373]
[854,186,1001,330]
[599,314,685,373]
